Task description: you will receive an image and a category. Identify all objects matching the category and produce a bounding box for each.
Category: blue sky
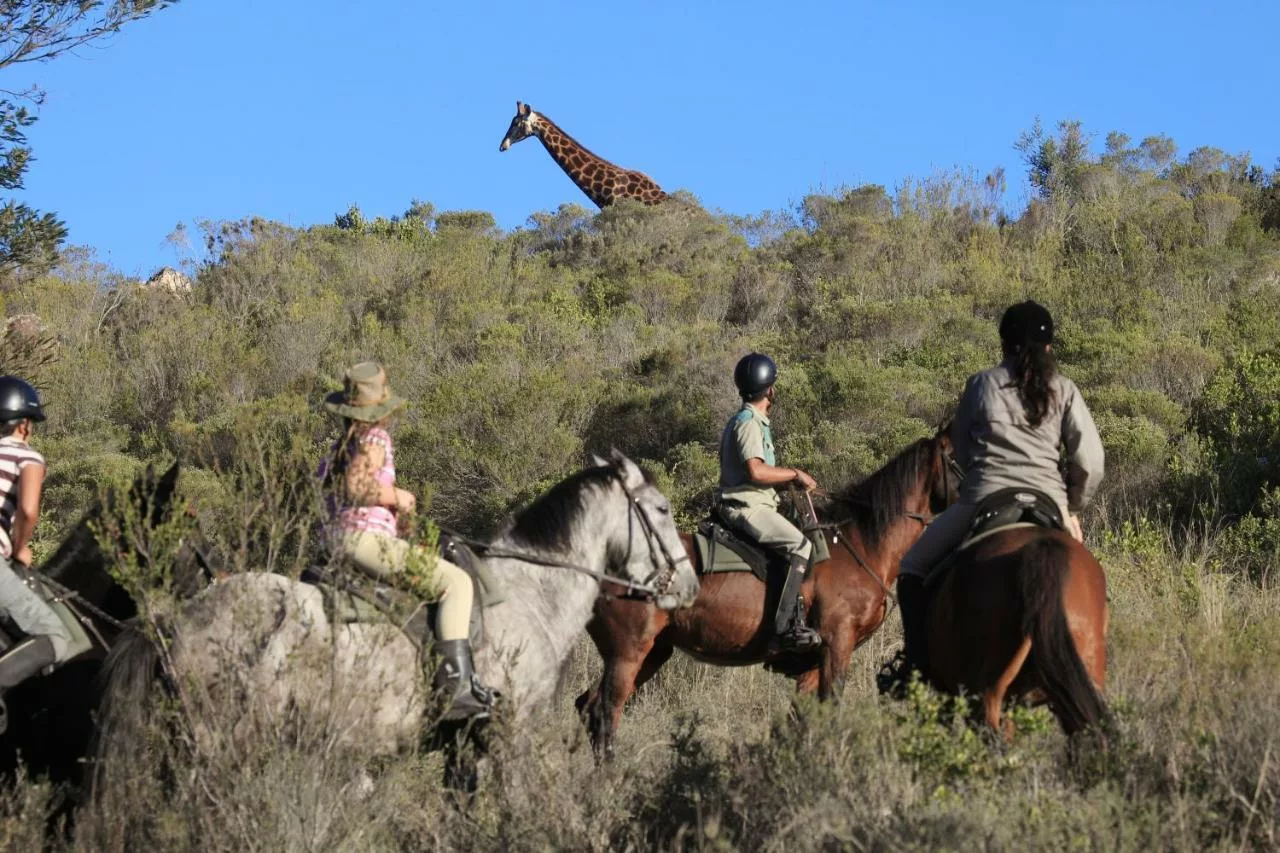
[9,0,1279,276]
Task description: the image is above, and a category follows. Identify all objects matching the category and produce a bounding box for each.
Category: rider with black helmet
[880,301,1105,695]
[717,353,823,653]
[0,376,73,704]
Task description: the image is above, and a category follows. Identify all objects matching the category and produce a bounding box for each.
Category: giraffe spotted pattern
[499,101,667,208]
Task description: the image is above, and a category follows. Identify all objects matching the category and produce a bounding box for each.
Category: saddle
[924,487,1065,589]
[0,573,100,676]
[302,532,503,651]
[963,487,1065,546]
[693,494,831,582]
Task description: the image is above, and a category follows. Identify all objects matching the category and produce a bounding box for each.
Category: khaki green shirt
[717,404,779,508]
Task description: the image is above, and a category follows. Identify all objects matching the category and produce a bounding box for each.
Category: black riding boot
[897,574,928,674]
[0,637,57,736]
[432,639,494,722]
[773,554,822,653]
[878,575,928,697]
[0,636,56,690]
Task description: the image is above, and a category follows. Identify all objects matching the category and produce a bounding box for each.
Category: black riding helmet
[733,353,777,399]
[999,300,1054,347]
[0,376,45,424]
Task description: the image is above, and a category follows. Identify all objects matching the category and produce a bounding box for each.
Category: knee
[435,560,473,596]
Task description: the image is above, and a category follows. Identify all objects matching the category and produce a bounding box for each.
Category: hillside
[3,120,1280,850]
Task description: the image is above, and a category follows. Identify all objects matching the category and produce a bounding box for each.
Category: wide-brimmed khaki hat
[323,362,406,422]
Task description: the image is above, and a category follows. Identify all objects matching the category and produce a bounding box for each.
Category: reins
[25,566,129,641]
[441,476,688,604]
[809,438,963,617]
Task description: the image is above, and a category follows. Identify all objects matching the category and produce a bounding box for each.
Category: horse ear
[609,448,645,489]
[589,453,610,468]
[147,460,181,526]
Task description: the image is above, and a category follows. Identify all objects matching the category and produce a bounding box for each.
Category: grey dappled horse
[96,451,698,761]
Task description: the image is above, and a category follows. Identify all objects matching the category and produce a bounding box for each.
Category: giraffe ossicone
[499,100,667,209]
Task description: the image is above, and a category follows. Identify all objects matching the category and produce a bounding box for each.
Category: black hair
[1002,341,1057,428]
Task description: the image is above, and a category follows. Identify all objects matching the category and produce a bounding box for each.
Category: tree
[0,1,180,285]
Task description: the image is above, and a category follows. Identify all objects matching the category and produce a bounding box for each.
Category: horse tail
[1016,536,1109,734]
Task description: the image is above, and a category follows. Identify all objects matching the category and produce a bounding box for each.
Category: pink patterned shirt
[317,426,399,539]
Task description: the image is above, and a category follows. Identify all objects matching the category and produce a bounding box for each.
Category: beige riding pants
[899,500,1081,580]
[718,502,813,561]
[339,533,473,642]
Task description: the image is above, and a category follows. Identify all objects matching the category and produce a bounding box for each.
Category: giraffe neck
[533,115,622,208]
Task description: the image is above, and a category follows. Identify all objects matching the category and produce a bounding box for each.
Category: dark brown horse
[576,429,958,760]
[923,527,1109,737]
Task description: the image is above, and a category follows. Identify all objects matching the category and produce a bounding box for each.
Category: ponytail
[1006,343,1056,428]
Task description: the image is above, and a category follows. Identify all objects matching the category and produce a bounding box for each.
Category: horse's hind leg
[983,636,1032,741]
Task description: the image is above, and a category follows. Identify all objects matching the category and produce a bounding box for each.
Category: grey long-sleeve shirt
[949,361,1105,513]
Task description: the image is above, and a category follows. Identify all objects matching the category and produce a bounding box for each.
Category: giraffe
[499,101,667,208]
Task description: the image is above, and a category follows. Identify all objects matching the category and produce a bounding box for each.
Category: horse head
[41,460,218,610]
[930,419,962,515]
[589,449,699,610]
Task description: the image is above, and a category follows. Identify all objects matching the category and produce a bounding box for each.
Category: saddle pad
[693,519,830,580]
[693,530,769,581]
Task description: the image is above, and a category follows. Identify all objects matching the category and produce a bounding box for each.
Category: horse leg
[818,619,856,703]
[982,636,1032,741]
[631,635,674,695]
[587,638,659,763]
[795,668,820,697]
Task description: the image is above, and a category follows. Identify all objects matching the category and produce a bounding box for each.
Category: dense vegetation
[1,120,1279,850]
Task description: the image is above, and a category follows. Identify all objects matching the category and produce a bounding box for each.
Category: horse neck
[39,521,110,598]
[481,543,601,685]
[838,493,931,588]
[486,494,621,664]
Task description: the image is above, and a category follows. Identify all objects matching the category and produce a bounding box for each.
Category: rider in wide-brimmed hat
[318,362,493,721]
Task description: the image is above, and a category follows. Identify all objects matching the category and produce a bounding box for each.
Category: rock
[144,266,192,293]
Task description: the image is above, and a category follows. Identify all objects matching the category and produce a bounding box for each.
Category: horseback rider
[0,377,75,697]
[318,362,494,721]
[885,301,1105,691]
[717,353,823,653]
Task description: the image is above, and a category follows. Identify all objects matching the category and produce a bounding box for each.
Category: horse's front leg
[818,618,857,702]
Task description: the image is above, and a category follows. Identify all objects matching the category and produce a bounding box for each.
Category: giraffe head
[499,101,540,152]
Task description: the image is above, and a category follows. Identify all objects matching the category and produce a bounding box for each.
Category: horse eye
[656,503,671,515]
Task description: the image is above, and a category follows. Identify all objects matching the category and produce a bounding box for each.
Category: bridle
[459,472,689,604]
[615,477,690,602]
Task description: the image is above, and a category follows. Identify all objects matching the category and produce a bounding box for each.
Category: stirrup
[439,678,494,722]
[773,624,822,653]
[876,650,916,699]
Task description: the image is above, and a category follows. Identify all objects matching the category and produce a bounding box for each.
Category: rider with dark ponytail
[884,300,1105,691]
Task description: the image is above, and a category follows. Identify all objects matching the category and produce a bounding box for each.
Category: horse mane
[822,437,935,547]
[504,463,653,553]
[38,516,102,583]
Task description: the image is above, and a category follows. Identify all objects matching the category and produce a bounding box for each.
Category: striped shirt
[0,436,45,558]
[316,426,399,539]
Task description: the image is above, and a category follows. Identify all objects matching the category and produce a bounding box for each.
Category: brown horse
[576,429,958,760]
[924,527,1109,737]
